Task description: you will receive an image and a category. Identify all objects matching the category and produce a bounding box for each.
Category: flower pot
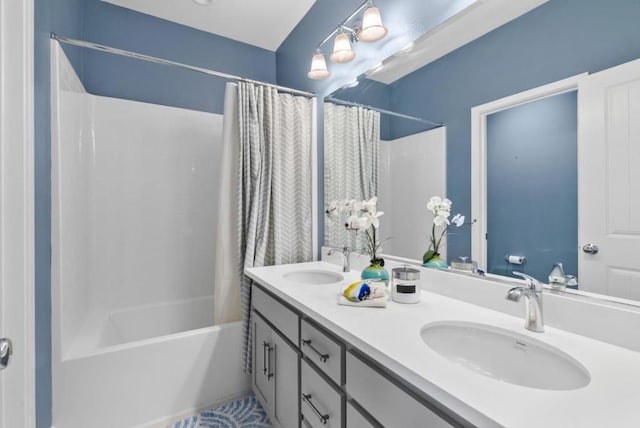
[423,254,448,269]
[361,260,389,287]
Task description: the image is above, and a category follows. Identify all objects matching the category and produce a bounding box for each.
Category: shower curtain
[324,102,381,253]
[213,83,242,325]
[215,82,314,372]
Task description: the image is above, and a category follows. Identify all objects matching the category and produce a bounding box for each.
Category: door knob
[0,338,12,370]
[582,244,599,255]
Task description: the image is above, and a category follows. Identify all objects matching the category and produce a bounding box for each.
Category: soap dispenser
[548,262,567,289]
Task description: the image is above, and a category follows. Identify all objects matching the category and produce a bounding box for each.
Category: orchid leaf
[423,249,435,263]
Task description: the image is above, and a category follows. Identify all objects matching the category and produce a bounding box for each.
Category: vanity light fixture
[307,0,388,80]
[359,1,388,43]
[307,50,331,80]
[330,29,356,64]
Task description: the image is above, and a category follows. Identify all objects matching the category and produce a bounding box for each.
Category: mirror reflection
[485,91,578,283]
[323,0,640,305]
[323,90,446,261]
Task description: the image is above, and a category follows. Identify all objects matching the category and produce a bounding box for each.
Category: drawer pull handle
[263,341,274,380]
[302,339,329,363]
[302,393,329,425]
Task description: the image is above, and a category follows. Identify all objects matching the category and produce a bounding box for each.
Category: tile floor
[169,395,271,428]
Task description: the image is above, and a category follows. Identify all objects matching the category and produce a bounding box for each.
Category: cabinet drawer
[252,285,299,344]
[346,401,381,428]
[301,359,343,428]
[301,319,343,385]
[346,352,452,428]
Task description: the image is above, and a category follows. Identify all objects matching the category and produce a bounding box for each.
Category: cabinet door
[252,312,274,409]
[272,330,300,428]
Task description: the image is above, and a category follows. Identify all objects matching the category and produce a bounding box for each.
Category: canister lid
[392,266,420,280]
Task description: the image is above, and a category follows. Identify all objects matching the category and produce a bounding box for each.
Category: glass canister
[391,266,421,304]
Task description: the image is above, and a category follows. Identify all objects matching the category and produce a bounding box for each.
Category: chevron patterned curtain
[324,102,381,253]
[237,82,313,373]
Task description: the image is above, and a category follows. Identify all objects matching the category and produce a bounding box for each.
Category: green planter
[423,254,448,269]
[361,260,389,287]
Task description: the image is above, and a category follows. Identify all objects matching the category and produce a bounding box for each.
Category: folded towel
[337,294,388,308]
[338,280,389,308]
[343,280,387,302]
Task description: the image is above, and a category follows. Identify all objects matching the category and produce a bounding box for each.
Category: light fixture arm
[314,0,370,51]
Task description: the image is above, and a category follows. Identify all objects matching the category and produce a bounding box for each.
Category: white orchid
[451,213,465,227]
[433,214,449,227]
[424,196,471,264]
[346,215,370,231]
[426,196,442,213]
[362,196,378,214]
[326,195,387,262]
[364,210,384,229]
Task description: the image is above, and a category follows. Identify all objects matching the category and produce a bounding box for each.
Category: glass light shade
[307,52,330,80]
[330,32,356,64]
[359,6,388,42]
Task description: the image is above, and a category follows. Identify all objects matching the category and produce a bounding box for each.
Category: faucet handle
[512,271,543,292]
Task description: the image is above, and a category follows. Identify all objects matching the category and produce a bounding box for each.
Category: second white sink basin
[420,321,590,391]
[283,269,344,285]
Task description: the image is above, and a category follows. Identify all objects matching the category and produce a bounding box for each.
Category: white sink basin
[420,321,590,390]
[283,269,344,285]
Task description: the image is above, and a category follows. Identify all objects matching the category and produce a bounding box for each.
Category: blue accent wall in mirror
[486,91,578,281]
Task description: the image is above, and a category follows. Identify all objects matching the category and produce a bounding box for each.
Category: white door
[579,58,640,299]
[0,0,35,427]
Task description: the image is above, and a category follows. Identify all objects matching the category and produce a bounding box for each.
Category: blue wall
[331,78,392,140]
[34,2,278,426]
[80,1,276,114]
[387,0,640,260]
[486,91,577,280]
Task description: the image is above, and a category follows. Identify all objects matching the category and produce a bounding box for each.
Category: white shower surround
[378,127,447,261]
[51,42,249,427]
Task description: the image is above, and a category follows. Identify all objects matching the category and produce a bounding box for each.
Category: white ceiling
[101,0,317,51]
[367,0,549,84]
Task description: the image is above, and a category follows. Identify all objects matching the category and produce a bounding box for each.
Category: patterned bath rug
[169,395,271,428]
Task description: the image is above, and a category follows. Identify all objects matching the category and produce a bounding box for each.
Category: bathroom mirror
[323,84,446,261]
[323,0,640,306]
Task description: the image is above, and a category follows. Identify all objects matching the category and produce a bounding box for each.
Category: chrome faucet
[328,246,351,272]
[506,271,544,333]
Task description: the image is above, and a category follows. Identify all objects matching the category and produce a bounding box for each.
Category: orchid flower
[424,196,471,264]
[362,196,378,214]
[326,195,387,262]
[451,213,465,227]
[433,214,449,227]
[365,210,384,229]
[426,196,441,213]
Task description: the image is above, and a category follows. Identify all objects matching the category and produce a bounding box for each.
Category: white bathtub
[56,319,249,428]
[51,42,249,428]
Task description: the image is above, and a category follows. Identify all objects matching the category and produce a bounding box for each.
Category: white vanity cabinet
[251,286,301,428]
[251,282,465,428]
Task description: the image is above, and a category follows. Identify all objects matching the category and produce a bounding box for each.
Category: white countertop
[246,261,640,428]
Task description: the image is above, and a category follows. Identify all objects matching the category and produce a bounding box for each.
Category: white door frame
[470,73,586,270]
[0,0,36,426]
